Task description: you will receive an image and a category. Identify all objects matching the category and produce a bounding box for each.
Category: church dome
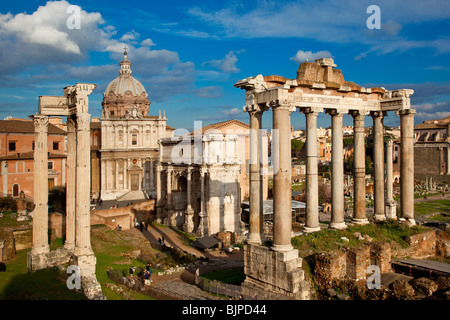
[102,50,150,118]
[104,51,147,97]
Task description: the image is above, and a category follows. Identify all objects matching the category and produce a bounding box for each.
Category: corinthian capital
[33,115,49,133]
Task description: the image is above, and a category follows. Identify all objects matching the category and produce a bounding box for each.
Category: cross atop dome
[119,47,132,75]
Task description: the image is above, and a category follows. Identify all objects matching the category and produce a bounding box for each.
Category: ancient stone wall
[314,230,441,289]
[242,244,310,299]
[414,144,450,183]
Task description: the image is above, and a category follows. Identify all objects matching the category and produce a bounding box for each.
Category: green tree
[48,185,66,214]
[291,139,304,158]
[0,196,17,212]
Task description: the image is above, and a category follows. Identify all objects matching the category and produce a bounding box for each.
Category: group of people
[143,263,153,285]
[134,218,148,232]
[129,264,153,286]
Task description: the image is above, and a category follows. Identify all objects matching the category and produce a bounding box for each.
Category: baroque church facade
[92,50,174,201]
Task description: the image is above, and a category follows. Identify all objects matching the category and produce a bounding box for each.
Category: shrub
[0,196,17,212]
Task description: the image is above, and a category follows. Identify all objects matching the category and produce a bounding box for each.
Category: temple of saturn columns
[235,58,415,299]
[27,83,104,300]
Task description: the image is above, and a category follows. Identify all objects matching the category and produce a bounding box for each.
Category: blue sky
[0,0,449,131]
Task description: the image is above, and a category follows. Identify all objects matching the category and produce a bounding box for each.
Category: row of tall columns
[245,102,417,251]
[29,112,94,269]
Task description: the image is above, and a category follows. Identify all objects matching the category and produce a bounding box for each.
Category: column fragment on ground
[398,109,416,225]
[28,115,50,271]
[329,110,346,230]
[351,111,368,224]
[304,108,320,232]
[372,111,386,221]
[271,100,293,251]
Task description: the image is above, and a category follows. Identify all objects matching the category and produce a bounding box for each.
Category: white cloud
[203,50,240,74]
[141,38,156,47]
[194,86,224,98]
[0,1,198,106]
[290,50,333,64]
[183,1,450,56]
[120,30,139,42]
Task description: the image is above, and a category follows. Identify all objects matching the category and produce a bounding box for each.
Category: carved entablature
[380,89,414,111]
[236,59,415,115]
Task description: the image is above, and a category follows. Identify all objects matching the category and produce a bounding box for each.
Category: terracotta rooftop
[0,119,66,135]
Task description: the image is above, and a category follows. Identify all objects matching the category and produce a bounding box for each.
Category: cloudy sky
[0,0,449,130]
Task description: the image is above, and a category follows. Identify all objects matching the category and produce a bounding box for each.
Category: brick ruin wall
[314,230,448,289]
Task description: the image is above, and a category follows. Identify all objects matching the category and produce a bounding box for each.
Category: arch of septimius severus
[27,83,105,300]
[235,58,415,299]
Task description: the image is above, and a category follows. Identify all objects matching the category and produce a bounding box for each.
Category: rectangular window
[8,142,16,151]
[132,134,137,146]
[53,142,59,150]
[48,161,54,170]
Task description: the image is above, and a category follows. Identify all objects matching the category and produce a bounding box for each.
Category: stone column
[64,116,76,252]
[123,159,128,190]
[74,113,94,258]
[29,115,50,271]
[447,147,450,175]
[372,111,386,221]
[196,169,208,237]
[166,168,172,209]
[149,160,154,191]
[304,108,320,232]
[184,167,194,232]
[328,110,346,230]
[246,107,264,244]
[351,111,368,225]
[385,138,397,220]
[271,100,294,252]
[398,109,416,225]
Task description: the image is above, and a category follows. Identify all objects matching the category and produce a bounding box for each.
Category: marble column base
[271,243,294,252]
[351,218,369,225]
[385,202,397,220]
[374,214,387,222]
[303,226,321,233]
[246,232,263,245]
[330,222,347,230]
[399,218,416,227]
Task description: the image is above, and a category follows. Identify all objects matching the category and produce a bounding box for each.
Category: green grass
[291,220,428,252]
[414,199,450,216]
[0,247,86,300]
[201,268,246,285]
